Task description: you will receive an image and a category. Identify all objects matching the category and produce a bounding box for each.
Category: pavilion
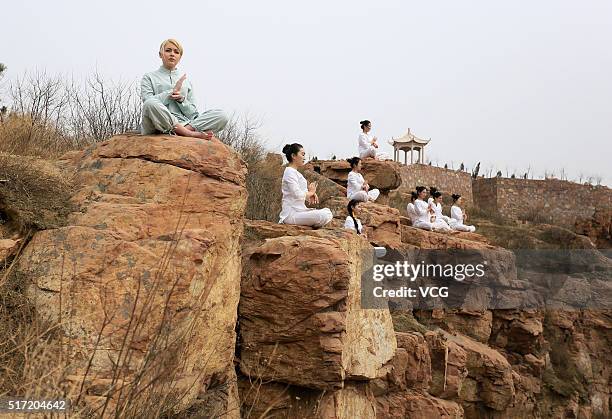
[388,128,430,164]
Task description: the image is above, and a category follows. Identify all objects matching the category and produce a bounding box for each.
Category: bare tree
[217,113,266,166]
[66,71,141,145]
[5,70,142,156]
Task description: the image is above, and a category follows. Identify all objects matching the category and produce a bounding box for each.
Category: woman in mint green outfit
[141,39,229,139]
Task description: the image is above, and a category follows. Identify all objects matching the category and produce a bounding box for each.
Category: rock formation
[16,134,247,411]
[3,139,609,418]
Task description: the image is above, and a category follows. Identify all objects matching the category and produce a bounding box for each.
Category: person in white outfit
[344,199,367,238]
[449,194,476,232]
[427,187,453,232]
[279,143,333,228]
[406,191,418,225]
[346,157,380,202]
[358,120,388,160]
[412,186,435,231]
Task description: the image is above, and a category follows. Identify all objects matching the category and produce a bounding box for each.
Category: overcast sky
[3,0,611,185]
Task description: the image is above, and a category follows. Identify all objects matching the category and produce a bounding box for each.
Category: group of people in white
[406,187,476,233]
[139,39,475,237]
[278,121,476,236]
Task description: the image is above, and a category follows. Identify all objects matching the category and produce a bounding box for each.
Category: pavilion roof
[388,129,430,146]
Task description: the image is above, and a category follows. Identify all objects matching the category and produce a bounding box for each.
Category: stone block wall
[472,177,612,228]
[398,164,473,206]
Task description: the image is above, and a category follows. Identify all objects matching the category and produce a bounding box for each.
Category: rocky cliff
[1,144,609,418]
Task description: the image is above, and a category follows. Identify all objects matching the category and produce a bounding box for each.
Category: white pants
[413,220,435,231]
[349,189,380,202]
[359,146,389,161]
[432,219,452,232]
[283,208,333,228]
[451,222,476,232]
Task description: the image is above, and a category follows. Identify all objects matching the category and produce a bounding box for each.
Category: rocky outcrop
[376,391,464,419]
[326,198,402,248]
[305,159,403,193]
[416,309,494,344]
[575,207,612,248]
[17,134,247,409]
[238,378,376,419]
[239,221,397,390]
[425,332,468,400]
[401,225,495,250]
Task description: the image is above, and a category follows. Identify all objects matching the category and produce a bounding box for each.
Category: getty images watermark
[361,248,611,311]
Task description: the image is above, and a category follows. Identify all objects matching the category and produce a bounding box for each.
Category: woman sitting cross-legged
[449,194,476,232]
[279,143,333,228]
[358,120,389,160]
[346,157,380,202]
[140,38,229,139]
[412,186,435,231]
[344,199,367,238]
[406,191,418,225]
[427,187,453,232]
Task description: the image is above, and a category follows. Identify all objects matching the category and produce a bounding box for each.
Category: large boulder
[372,332,432,395]
[305,159,403,192]
[327,198,402,247]
[445,332,516,411]
[239,221,397,390]
[17,134,247,409]
[425,331,468,400]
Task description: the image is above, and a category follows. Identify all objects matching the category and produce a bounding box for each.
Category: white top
[344,216,363,233]
[430,200,444,220]
[414,199,431,223]
[347,171,366,199]
[279,167,308,223]
[406,202,417,223]
[450,205,465,225]
[358,132,374,156]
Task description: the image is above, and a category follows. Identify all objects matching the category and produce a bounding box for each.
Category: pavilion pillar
[410,146,414,164]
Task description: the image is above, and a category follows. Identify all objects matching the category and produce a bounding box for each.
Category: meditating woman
[428,187,452,231]
[449,194,476,232]
[358,120,388,160]
[140,39,229,138]
[279,143,333,228]
[344,199,367,237]
[346,157,380,202]
[406,191,418,225]
[412,186,435,231]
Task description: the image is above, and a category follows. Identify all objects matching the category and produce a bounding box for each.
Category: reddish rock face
[239,221,397,390]
[400,225,496,250]
[375,390,464,419]
[305,159,403,192]
[238,377,376,419]
[18,135,247,409]
[575,207,612,248]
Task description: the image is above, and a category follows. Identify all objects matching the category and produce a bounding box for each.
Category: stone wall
[473,177,612,228]
[398,164,473,206]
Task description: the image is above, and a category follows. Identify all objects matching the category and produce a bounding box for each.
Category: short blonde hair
[159,39,183,56]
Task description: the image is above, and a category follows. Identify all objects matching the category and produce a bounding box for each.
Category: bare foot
[173,124,212,139]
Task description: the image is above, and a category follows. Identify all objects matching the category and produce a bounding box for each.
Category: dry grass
[245,155,283,222]
[0,113,79,158]
[0,153,74,232]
